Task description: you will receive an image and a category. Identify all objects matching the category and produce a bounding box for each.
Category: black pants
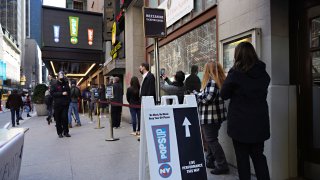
[54,105,69,135]
[10,108,20,126]
[111,106,122,128]
[232,139,270,180]
[202,123,228,170]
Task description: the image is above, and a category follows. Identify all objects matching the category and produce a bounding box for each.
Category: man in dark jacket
[68,79,81,127]
[185,65,201,93]
[160,70,186,104]
[7,90,23,127]
[139,63,156,102]
[51,71,71,138]
[111,77,123,128]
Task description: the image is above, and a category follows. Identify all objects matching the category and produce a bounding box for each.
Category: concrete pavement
[17,112,243,180]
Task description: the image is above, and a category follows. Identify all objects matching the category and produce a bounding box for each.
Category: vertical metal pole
[95,101,104,129]
[106,100,119,141]
[154,38,160,104]
[82,99,84,116]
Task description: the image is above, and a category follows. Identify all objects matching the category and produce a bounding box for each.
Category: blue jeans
[68,102,81,124]
[11,108,20,126]
[129,107,141,132]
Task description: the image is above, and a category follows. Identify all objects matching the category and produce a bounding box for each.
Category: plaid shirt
[195,79,227,125]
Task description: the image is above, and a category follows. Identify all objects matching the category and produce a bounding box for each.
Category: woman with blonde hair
[193,60,229,175]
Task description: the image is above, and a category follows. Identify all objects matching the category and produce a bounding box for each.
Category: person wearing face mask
[50,71,71,138]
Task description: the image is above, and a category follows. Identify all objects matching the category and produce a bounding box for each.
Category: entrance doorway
[298,4,320,179]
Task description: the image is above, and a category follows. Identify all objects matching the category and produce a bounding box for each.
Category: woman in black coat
[126,76,141,135]
[220,42,270,180]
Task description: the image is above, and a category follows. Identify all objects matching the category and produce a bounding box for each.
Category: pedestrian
[160,70,186,104]
[126,76,141,136]
[98,84,107,117]
[185,65,201,93]
[81,87,91,113]
[68,79,81,127]
[45,87,53,124]
[220,42,271,180]
[19,92,25,120]
[139,62,156,102]
[111,77,123,128]
[51,71,71,138]
[25,94,31,117]
[193,60,229,175]
[7,90,23,127]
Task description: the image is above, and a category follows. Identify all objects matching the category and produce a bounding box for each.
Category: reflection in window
[313,51,320,85]
[223,36,252,72]
[153,19,216,80]
[205,0,217,10]
[311,17,320,48]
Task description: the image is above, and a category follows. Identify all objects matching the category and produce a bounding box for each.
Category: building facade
[119,0,320,179]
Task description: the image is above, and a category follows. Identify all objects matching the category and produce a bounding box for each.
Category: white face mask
[58,73,64,79]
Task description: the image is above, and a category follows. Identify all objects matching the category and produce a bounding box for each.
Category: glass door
[303,12,320,179]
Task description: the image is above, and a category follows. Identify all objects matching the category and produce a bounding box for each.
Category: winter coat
[111,82,123,107]
[7,93,23,110]
[126,86,141,105]
[185,73,201,93]
[220,60,270,143]
[50,79,71,107]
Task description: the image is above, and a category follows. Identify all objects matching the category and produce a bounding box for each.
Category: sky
[42,0,66,8]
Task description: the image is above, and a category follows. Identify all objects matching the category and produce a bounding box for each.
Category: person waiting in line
[45,86,53,124]
[51,71,71,138]
[98,84,108,118]
[7,90,23,127]
[111,77,123,128]
[220,42,271,180]
[81,87,91,113]
[160,70,186,104]
[193,61,229,175]
[185,65,201,93]
[126,76,141,136]
[89,84,99,117]
[68,79,81,127]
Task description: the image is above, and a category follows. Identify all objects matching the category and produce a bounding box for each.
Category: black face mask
[139,70,143,75]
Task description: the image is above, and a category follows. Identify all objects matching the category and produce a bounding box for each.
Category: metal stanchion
[106,101,119,141]
[95,101,104,129]
[88,100,93,123]
[82,99,85,116]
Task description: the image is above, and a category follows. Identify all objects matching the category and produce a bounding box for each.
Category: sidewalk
[18,112,240,180]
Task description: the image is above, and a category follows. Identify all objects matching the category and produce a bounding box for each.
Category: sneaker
[64,133,71,137]
[27,114,31,117]
[75,123,81,127]
[130,132,136,135]
[210,168,229,175]
[16,122,19,125]
[58,134,63,138]
[136,131,140,135]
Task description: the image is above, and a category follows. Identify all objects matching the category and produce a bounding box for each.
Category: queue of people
[6,41,269,179]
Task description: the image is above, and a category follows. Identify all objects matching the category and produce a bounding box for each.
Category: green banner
[69,16,79,44]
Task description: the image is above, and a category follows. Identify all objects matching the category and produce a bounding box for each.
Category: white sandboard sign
[139,95,207,180]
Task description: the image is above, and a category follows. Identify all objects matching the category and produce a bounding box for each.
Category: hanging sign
[143,8,167,38]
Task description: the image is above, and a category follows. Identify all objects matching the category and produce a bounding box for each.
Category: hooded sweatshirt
[220,60,271,143]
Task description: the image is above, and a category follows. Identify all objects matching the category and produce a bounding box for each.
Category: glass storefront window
[150,18,216,80]
[193,0,203,16]
[222,36,252,72]
[311,17,320,48]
